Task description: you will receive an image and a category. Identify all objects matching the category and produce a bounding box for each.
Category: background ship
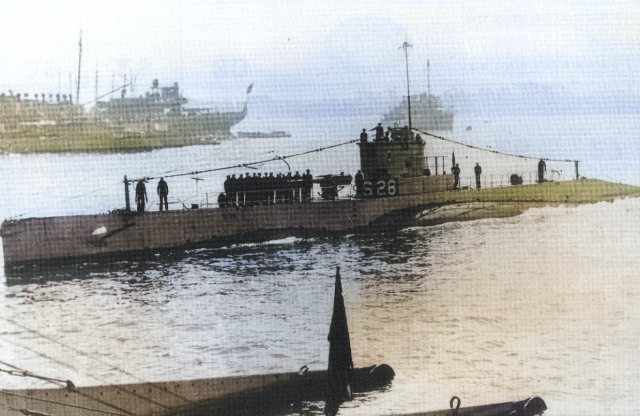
[0,31,249,152]
[0,79,248,151]
[380,92,454,131]
[94,79,247,140]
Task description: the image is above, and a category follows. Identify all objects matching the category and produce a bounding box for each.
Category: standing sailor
[157,177,169,211]
[355,170,365,197]
[302,169,313,202]
[452,164,461,190]
[371,123,384,142]
[537,159,547,183]
[474,163,482,189]
[135,180,148,212]
[360,129,368,143]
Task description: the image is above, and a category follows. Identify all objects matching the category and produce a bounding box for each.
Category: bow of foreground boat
[0,365,395,416]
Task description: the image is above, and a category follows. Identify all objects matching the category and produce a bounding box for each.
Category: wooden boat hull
[392,396,547,416]
[0,364,394,416]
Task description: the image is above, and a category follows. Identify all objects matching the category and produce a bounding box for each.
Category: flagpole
[427,59,430,96]
[401,41,412,130]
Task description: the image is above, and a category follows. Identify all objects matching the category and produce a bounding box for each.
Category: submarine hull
[1,175,453,268]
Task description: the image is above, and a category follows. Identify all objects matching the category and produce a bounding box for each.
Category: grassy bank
[416,179,640,225]
[0,131,224,154]
[446,179,640,204]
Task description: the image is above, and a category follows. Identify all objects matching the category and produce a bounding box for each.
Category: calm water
[1,113,639,416]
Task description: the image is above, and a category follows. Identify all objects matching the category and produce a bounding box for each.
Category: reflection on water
[4,229,428,285]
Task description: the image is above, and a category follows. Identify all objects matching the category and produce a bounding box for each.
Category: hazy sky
[1,0,638,104]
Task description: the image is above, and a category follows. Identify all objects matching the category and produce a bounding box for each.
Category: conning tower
[359,127,427,180]
[357,126,451,197]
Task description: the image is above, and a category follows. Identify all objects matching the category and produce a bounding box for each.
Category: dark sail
[325,266,354,416]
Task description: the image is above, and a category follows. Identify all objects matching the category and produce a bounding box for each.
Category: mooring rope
[414,127,579,163]
[0,360,69,386]
[0,317,195,411]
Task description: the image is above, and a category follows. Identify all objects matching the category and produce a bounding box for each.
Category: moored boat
[0,365,396,416]
[388,396,547,416]
[236,130,291,139]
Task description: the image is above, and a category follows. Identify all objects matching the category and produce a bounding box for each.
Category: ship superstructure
[93,79,247,138]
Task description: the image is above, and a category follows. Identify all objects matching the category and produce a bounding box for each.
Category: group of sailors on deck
[360,123,422,147]
[219,170,314,207]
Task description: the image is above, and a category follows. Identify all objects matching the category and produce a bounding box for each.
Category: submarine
[1,126,456,270]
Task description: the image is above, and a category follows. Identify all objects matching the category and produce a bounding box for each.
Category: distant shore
[0,130,227,154]
[416,179,640,226]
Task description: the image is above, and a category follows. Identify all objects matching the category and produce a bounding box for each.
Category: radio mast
[76,30,83,105]
[400,41,412,129]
